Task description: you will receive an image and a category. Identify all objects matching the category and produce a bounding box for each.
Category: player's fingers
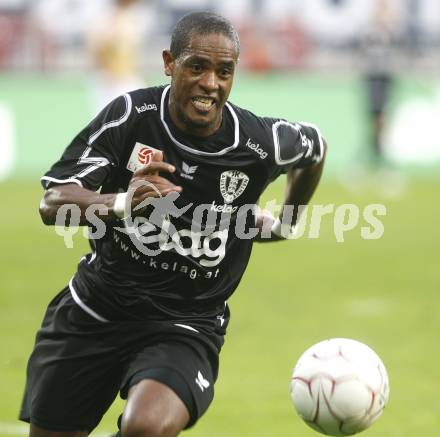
[134,186,182,205]
[151,150,163,163]
[130,175,179,189]
[130,178,182,197]
[133,185,182,198]
[132,161,175,177]
[145,186,182,198]
[162,186,182,194]
[148,151,164,176]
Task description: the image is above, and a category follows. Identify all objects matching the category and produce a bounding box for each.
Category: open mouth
[192,96,215,112]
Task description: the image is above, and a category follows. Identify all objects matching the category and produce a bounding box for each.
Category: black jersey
[42,85,324,324]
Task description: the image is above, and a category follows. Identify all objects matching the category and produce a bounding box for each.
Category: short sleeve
[41,93,133,191]
[272,120,324,174]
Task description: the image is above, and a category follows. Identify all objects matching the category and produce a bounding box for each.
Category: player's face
[163,32,238,137]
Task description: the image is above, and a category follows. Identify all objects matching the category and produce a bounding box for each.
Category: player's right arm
[39,157,182,226]
[39,93,181,226]
[255,120,327,241]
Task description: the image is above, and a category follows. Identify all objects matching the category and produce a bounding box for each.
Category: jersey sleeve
[271,120,324,175]
[41,93,133,191]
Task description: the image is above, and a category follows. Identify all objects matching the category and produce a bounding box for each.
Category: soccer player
[20,11,327,437]
[360,0,398,166]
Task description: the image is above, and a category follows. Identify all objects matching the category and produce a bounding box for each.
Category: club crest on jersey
[219,170,249,204]
[127,143,161,172]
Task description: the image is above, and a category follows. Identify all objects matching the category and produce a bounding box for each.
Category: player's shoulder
[94,85,165,128]
[227,100,320,139]
[127,85,165,109]
[85,86,166,143]
[229,100,322,134]
[272,119,325,166]
[227,101,275,137]
[228,100,324,164]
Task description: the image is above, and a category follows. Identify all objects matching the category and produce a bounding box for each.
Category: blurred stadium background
[0,0,439,436]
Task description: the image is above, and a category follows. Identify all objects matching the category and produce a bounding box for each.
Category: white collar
[160,85,240,156]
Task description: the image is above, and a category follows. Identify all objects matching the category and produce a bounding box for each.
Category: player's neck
[166,102,223,138]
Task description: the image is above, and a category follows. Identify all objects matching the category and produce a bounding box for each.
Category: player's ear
[162,50,174,77]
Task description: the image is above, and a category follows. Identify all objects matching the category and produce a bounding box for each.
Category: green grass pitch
[1,70,439,436]
[1,175,439,437]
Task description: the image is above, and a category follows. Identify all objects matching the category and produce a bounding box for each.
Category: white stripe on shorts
[69,278,109,323]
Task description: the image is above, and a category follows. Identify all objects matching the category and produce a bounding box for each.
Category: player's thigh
[121,337,219,429]
[21,288,122,433]
[122,379,190,437]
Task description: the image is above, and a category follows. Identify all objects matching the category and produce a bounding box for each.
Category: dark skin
[163,33,237,136]
[39,151,181,226]
[35,31,326,437]
[255,145,327,242]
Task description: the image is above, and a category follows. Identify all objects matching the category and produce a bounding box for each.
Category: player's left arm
[256,136,327,242]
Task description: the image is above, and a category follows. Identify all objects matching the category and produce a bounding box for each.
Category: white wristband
[113,192,129,219]
[271,218,296,239]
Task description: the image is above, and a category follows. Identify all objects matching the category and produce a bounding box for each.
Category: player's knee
[121,413,179,437]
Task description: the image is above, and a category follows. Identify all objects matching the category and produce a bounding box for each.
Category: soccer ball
[290,338,389,436]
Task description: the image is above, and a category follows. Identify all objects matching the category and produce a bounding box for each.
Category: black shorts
[19,287,222,432]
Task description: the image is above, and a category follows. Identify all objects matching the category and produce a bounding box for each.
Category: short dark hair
[170,11,240,59]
